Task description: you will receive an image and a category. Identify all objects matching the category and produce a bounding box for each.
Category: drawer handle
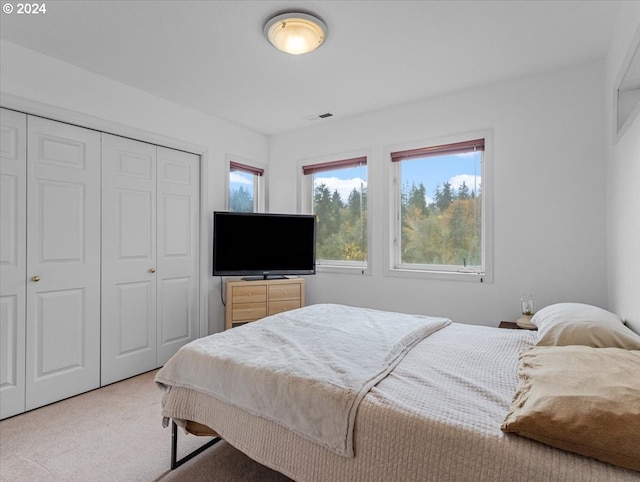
[32,275,40,282]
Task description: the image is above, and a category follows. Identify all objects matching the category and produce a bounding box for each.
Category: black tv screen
[212,212,316,278]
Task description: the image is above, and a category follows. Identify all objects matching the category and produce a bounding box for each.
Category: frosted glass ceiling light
[264,12,327,55]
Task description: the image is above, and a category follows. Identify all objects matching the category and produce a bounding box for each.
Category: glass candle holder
[521,295,534,316]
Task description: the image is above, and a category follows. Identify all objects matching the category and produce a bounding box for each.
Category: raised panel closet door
[0,109,27,419]
[156,147,199,366]
[101,134,157,385]
[25,116,101,410]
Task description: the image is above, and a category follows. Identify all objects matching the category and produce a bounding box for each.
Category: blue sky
[314,165,367,201]
[229,170,254,194]
[315,152,481,204]
[400,152,482,204]
[229,152,482,205]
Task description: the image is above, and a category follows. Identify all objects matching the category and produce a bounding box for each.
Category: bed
[155,303,640,481]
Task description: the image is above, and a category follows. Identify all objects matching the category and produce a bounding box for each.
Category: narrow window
[302,157,368,268]
[229,161,264,212]
[616,29,640,140]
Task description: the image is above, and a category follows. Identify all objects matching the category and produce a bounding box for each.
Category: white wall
[0,40,269,334]
[270,61,608,326]
[605,3,640,334]
[2,37,623,331]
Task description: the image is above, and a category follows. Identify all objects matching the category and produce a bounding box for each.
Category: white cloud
[454,151,479,159]
[229,171,253,185]
[314,176,367,202]
[449,174,481,194]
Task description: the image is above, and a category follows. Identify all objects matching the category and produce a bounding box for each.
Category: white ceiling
[0,0,621,136]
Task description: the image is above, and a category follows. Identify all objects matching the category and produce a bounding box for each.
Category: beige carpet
[0,370,293,481]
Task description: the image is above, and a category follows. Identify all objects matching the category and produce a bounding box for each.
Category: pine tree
[407,182,428,215]
[347,187,363,224]
[439,182,453,211]
[313,184,332,250]
[458,181,470,200]
[229,186,253,212]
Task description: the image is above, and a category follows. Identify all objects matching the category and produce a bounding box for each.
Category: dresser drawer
[268,299,302,316]
[268,283,301,301]
[225,278,304,330]
[232,285,267,304]
[232,302,267,322]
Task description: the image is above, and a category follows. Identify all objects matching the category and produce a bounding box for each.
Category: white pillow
[531,303,640,349]
[531,302,623,328]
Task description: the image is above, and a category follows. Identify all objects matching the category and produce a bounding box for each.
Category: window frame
[614,24,640,143]
[225,155,267,213]
[384,130,493,283]
[298,150,371,275]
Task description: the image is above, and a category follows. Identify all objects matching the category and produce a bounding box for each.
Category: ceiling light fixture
[264,12,327,55]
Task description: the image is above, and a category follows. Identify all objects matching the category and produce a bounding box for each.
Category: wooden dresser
[224,277,305,329]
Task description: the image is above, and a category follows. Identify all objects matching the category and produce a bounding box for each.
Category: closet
[0,108,200,419]
[1,109,28,418]
[101,134,200,385]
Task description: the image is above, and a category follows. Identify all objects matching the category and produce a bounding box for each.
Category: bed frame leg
[171,420,221,470]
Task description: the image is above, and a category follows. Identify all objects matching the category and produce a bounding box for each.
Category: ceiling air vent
[305,112,334,121]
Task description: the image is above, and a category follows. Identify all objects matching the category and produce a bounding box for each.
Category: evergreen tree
[229,186,253,212]
[431,184,441,210]
[407,182,428,215]
[433,183,454,211]
[329,189,343,234]
[458,181,470,200]
[347,188,360,221]
[314,184,332,246]
[437,182,453,211]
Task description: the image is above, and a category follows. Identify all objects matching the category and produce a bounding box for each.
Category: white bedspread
[155,303,450,457]
[160,321,639,481]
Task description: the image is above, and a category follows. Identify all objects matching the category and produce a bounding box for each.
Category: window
[390,136,490,280]
[228,160,264,212]
[301,156,368,269]
[615,26,640,141]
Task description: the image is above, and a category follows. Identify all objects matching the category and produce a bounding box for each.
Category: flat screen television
[212,211,316,279]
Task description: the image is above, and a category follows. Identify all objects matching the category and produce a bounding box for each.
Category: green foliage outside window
[313,183,367,262]
[311,176,480,268]
[401,180,481,267]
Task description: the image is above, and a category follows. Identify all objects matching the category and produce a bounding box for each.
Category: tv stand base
[242,275,287,281]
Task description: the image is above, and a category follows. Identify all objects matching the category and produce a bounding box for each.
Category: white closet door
[25,116,101,410]
[0,109,27,419]
[101,134,157,385]
[156,147,199,366]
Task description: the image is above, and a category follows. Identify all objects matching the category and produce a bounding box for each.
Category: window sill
[316,263,370,276]
[385,267,491,283]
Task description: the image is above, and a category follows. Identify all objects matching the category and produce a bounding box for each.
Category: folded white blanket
[155,303,451,457]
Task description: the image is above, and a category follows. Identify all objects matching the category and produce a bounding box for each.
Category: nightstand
[499,320,537,330]
[499,321,521,329]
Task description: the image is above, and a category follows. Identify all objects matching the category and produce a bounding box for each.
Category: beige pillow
[531,303,640,349]
[501,345,640,471]
[537,320,640,349]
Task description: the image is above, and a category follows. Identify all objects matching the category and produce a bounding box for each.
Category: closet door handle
[32,275,40,282]
[149,268,156,273]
